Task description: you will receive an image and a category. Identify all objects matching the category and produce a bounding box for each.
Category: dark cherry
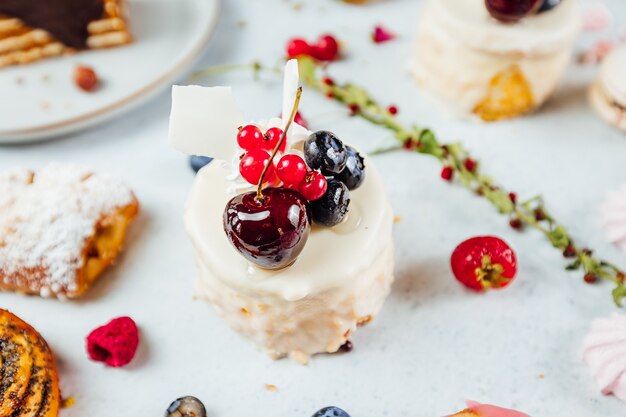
[485,0,542,22]
[538,0,560,13]
[303,130,347,174]
[311,179,350,227]
[223,188,311,270]
[335,146,365,190]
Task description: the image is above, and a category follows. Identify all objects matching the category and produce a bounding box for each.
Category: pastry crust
[0,309,60,417]
[0,164,139,299]
[0,0,131,68]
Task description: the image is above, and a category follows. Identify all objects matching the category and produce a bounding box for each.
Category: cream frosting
[600,45,626,107]
[426,0,581,55]
[582,314,626,402]
[601,184,626,253]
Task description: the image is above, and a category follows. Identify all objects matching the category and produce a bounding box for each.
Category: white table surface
[2,1,626,416]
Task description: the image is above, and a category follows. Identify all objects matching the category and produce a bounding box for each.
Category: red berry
[312,34,339,61]
[464,158,477,172]
[584,273,598,284]
[263,127,287,152]
[86,317,139,367]
[299,171,328,201]
[277,154,307,185]
[239,149,276,185]
[348,103,359,115]
[323,77,335,86]
[441,166,454,181]
[509,218,523,230]
[563,244,577,258]
[387,105,398,115]
[451,236,518,292]
[509,192,517,204]
[372,25,396,43]
[237,125,263,151]
[286,38,312,58]
[294,111,309,128]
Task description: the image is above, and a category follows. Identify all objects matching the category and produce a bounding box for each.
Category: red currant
[387,105,398,115]
[276,154,307,185]
[286,38,312,58]
[299,171,328,201]
[239,149,276,185]
[237,125,263,151]
[441,166,454,181]
[312,35,339,61]
[263,127,287,152]
[463,158,477,172]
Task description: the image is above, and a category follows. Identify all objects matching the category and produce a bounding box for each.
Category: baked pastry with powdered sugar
[0,163,139,299]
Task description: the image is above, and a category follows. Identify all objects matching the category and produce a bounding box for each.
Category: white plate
[0,0,220,143]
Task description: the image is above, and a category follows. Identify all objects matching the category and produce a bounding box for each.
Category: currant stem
[256,86,303,202]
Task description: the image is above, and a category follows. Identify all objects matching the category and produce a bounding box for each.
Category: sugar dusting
[0,164,135,297]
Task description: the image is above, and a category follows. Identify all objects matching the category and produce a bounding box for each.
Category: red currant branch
[191,57,626,306]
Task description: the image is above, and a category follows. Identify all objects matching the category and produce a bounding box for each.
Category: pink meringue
[601,185,626,253]
[444,400,531,417]
[582,314,626,402]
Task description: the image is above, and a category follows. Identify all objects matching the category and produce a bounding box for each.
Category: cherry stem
[256,86,303,202]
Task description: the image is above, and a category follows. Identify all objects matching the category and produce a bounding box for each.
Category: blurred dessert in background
[0,163,139,299]
[411,0,580,121]
[0,0,131,68]
[589,44,626,133]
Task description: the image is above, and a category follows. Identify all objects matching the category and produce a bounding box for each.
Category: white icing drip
[0,163,136,294]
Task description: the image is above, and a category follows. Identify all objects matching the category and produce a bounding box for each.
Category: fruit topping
[165,396,207,417]
[294,111,309,128]
[276,154,307,185]
[239,149,276,185]
[485,0,542,22]
[286,38,313,59]
[299,171,328,201]
[189,155,213,173]
[450,236,518,292]
[311,178,350,227]
[74,65,99,92]
[86,316,139,367]
[304,130,347,174]
[312,35,340,61]
[263,127,287,152]
[312,406,351,417]
[335,145,365,190]
[237,125,264,151]
[538,0,560,13]
[223,188,311,269]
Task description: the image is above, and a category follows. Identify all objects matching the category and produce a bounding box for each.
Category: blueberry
[538,0,560,12]
[189,155,213,173]
[165,396,206,417]
[312,406,351,417]
[303,131,347,174]
[335,146,365,190]
[311,179,350,227]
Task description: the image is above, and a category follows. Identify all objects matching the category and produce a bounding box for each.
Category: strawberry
[450,236,517,291]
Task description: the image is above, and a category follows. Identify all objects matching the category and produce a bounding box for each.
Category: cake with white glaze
[411,0,581,121]
[589,45,626,133]
[169,61,395,362]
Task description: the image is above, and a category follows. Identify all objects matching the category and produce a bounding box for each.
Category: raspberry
[86,317,139,367]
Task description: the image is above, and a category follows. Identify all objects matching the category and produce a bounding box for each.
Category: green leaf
[417,130,445,159]
[612,284,626,307]
[566,259,581,271]
[547,225,570,250]
[297,57,318,87]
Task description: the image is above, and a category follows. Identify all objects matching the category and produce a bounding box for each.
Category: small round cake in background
[411,0,581,121]
[589,45,626,133]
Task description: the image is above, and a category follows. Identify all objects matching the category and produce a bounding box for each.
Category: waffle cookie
[0,164,139,299]
[0,309,60,417]
[0,0,131,68]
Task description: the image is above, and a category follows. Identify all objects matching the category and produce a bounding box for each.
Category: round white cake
[411,0,581,121]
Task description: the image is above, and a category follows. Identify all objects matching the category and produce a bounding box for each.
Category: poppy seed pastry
[0,163,139,299]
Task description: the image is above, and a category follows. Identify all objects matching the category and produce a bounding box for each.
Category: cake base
[194,243,395,364]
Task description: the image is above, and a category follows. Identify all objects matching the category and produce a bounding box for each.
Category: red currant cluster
[286,34,340,62]
[237,125,328,201]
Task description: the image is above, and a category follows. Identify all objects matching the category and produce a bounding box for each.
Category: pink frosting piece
[444,401,531,417]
